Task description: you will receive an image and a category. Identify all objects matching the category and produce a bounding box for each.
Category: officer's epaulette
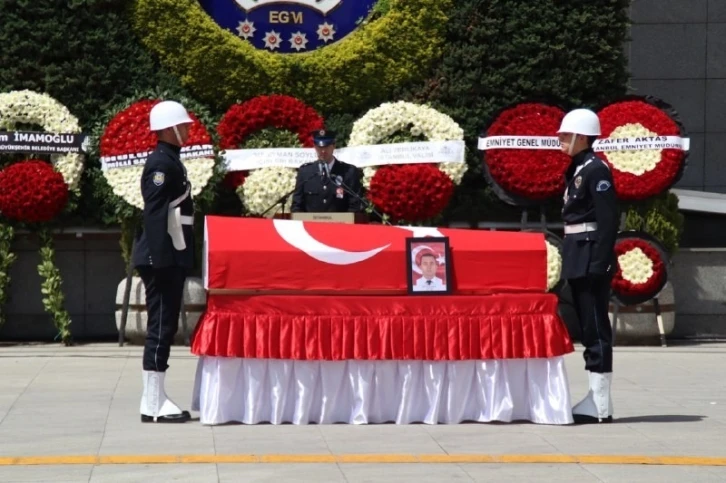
[299,162,315,168]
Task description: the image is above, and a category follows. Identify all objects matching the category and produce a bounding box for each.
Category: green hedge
[0,0,192,126]
[0,0,204,227]
[396,0,631,223]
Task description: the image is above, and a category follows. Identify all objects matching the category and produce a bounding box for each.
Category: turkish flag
[203,216,547,294]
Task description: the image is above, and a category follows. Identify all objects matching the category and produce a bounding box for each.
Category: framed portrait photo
[406,237,452,295]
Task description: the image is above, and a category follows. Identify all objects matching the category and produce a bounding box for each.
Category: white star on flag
[289,31,308,51]
[236,20,256,39]
[317,22,336,42]
[264,31,281,50]
[436,255,446,265]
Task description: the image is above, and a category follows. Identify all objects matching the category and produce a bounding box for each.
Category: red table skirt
[190,293,574,361]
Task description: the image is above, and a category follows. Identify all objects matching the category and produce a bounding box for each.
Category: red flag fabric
[203,216,547,294]
[191,293,574,360]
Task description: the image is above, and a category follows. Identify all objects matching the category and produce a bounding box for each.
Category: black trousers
[568,273,613,374]
[138,266,187,372]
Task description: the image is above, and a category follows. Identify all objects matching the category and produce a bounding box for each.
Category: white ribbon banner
[101,144,214,170]
[222,140,466,172]
[595,136,690,152]
[478,135,690,152]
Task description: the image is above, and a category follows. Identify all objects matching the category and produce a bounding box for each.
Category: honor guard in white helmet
[132,100,195,423]
[558,108,619,424]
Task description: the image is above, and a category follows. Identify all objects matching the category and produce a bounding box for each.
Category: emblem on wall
[198,0,379,53]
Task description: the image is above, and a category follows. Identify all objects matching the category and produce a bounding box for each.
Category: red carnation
[0,160,69,223]
[482,102,571,203]
[222,171,248,190]
[368,164,454,222]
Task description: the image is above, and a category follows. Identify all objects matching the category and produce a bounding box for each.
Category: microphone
[321,164,391,225]
[317,161,324,178]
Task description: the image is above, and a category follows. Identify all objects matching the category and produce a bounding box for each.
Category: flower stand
[608,282,675,347]
[115,276,206,345]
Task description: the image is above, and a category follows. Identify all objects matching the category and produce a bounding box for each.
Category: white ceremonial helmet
[557,108,601,136]
[149,100,193,131]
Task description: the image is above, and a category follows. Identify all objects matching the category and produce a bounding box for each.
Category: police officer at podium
[291,129,363,213]
[558,108,619,425]
[132,100,195,424]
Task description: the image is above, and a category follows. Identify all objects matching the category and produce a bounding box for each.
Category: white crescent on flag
[273,220,447,266]
[273,219,390,265]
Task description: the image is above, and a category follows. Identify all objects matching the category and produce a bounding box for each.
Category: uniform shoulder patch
[596,180,612,192]
[152,171,165,186]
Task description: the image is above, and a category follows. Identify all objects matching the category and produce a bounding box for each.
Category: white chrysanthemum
[105,157,216,210]
[606,123,660,176]
[0,90,84,191]
[348,101,467,187]
[617,247,654,284]
[239,167,297,216]
[545,240,562,291]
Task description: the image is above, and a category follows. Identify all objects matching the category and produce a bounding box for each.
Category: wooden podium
[274,212,369,224]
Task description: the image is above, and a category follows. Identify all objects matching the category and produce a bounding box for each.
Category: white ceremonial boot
[140,370,191,423]
[572,372,613,424]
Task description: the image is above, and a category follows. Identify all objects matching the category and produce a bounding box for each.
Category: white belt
[180,215,194,225]
[564,222,597,234]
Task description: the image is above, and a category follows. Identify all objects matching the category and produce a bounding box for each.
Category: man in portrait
[413,251,445,292]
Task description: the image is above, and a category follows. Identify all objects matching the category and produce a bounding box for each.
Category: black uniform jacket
[561,149,619,280]
[132,141,195,269]
[291,158,363,213]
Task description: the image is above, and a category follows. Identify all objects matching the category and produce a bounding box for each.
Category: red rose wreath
[596,95,688,201]
[218,95,325,190]
[480,102,571,205]
[368,164,454,222]
[101,99,211,160]
[0,160,68,223]
[611,231,669,306]
[99,98,215,210]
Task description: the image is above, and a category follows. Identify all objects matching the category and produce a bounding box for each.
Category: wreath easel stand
[609,228,671,348]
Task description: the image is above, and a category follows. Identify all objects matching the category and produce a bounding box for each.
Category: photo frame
[406,237,452,295]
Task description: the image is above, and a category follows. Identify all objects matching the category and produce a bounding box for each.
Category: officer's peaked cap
[312,128,336,147]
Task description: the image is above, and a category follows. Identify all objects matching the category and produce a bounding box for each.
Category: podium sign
[290,212,366,224]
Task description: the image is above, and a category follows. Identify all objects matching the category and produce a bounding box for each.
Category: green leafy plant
[243,128,303,150]
[624,191,684,257]
[0,224,17,328]
[37,230,72,344]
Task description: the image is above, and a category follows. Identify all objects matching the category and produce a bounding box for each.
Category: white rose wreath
[0,90,85,191]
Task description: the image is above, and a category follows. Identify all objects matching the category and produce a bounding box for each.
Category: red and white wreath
[611,232,669,306]
[217,95,324,216]
[479,101,570,205]
[596,96,688,201]
[99,99,215,210]
[0,90,85,223]
[348,101,467,223]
